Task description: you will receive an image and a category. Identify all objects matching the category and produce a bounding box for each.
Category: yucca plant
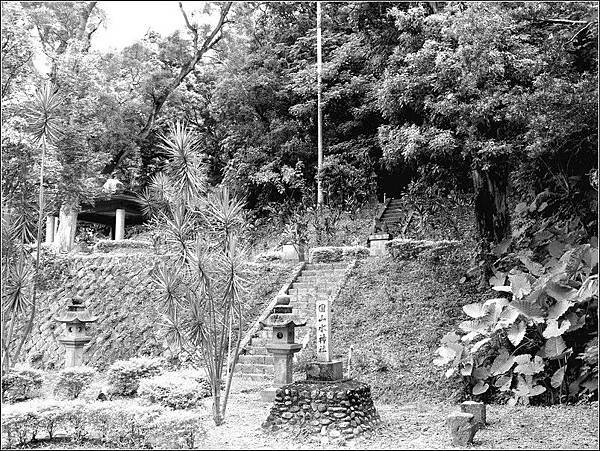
[1,82,62,374]
[147,122,249,425]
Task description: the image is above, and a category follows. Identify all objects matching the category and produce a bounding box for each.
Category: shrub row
[93,239,153,253]
[106,356,167,397]
[1,399,205,449]
[138,371,211,409]
[1,367,44,403]
[309,245,369,263]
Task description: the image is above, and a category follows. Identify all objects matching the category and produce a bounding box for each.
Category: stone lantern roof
[53,297,99,324]
[260,295,307,328]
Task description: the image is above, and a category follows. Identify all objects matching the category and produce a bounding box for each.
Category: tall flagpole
[316,1,323,207]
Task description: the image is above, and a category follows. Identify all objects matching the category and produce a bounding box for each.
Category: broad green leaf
[461,362,473,376]
[565,313,586,332]
[511,300,544,319]
[472,381,489,395]
[547,299,572,320]
[583,247,598,270]
[507,397,518,406]
[445,367,456,378]
[459,319,489,333]
[514,375,530,396]
[490,350,515,376]
[493,238,512,257]
[529,385,546,397]
[515,202,528,215]
[441,331,460,344]
[492,285,513,294]
[543,336,567,358]
[551,367,566,388]
[546,281,578,302]
[515,355,544,375]
[472,338,491,353]
[509,273,532,299]
[577,275,598,302]
[514,354,532,365]
[489,272,507,287]
[461,330,483,342]
[582,377,598,391]
[543,319,571,339]
[463,302,488,318]
[547,240,565,258]
[496,306,519,328]
[495,375,512,391]
[519,255,544,277]
[472,366,491,381]
[508,320,526,346]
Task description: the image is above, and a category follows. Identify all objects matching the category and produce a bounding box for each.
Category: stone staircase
[379,197,404,231]
[235,262,349,380]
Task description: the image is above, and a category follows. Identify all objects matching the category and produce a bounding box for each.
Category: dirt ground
[195,376,599,450]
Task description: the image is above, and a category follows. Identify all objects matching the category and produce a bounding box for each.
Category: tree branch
[103,1,233,174]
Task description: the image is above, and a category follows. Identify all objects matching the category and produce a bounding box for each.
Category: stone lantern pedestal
[53,297,98,367]
[259,295,306,401]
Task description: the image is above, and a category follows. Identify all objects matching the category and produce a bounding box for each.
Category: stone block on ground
[306,360,343,381]
[460,401,486,429]
[447,411,477,446]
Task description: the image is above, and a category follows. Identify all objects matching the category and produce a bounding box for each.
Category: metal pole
[316,1,323,207]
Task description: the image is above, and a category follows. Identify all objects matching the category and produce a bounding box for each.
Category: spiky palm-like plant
[147,122,249,425]
[1,83,62,374]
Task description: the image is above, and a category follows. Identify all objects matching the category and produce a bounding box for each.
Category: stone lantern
[259,295,306,401]
[53,297,98,367]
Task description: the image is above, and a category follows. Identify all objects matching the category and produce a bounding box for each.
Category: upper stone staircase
[376,197,404,233]
[235,261,349,380]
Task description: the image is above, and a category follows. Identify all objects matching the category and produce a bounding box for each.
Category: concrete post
[115,208,125,241]
[45,216,56,244]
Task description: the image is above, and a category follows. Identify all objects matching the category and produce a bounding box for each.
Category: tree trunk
[472,166,511,286]
[54,203,79,253]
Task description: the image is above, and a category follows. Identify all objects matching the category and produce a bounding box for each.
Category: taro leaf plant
[435,204,598,405]
[1,83,62,374]
[147,121,250,426]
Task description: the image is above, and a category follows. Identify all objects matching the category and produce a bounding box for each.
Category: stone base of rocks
[262,379,380,441]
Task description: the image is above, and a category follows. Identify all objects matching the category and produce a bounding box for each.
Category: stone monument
[262,290,380,442]
[53,297,98,367]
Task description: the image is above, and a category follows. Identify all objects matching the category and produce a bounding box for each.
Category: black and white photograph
[1,1,598,449]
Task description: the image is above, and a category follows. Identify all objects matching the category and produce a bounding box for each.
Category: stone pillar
[460,401,486,429]
[115,208,125,241]
[45,216,56,244]
[272,350,294,386]
[367,232,390,256]
[447,412,477,446]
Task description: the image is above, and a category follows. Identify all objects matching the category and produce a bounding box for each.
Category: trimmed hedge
[1,399,205,449]
[93,239,153,253]
[385,239,461,262]
[138,371,211,409]
[309,246,369,263]
[53,366,97,400]
[106,356,166,397]
[1,367,44,403]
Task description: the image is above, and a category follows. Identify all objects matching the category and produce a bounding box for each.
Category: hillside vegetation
[330,247,490,403]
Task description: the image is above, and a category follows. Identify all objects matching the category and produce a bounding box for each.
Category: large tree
[376,2,597,273]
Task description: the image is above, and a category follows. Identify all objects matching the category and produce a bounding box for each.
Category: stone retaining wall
[22,249,296,370]
[262,379,380,441]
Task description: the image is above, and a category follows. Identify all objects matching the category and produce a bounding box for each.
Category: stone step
[240,373,271,381]
[290,281,336,290]
[300,269,346,277]
[304,263,347,271]
[382,211,403,218]
[287,287,332,296]
[236,363,274,375]
[237,354,274,365]
[295,275,341,283]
